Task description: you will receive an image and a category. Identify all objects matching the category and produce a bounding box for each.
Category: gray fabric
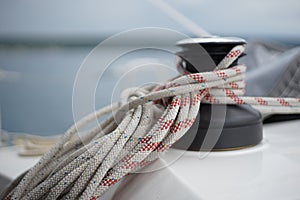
[241,41,289,71]
[0,174,11,193]
[243,41,300,97]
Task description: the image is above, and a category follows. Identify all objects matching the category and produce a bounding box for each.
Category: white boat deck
[0,120,300,199]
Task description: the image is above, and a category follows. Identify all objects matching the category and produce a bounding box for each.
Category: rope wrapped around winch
[3,45,300,200]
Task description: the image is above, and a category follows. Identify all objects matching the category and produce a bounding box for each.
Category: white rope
[3,44,300,200]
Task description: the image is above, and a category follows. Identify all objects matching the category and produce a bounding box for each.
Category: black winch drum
[173,37,263,151]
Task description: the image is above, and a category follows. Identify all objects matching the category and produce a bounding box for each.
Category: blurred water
[0,45,176,136]
[1,39,298,136]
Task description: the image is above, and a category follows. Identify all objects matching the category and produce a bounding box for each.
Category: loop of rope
[4,45,300,200]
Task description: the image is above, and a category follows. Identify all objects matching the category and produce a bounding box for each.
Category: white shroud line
[148,0,212,37]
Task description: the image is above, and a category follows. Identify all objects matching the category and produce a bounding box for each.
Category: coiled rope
[3,45,300,200]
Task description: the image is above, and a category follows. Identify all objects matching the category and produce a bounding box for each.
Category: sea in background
[1,36,299,137]
[1,0,300,137]
[0,42,180,136]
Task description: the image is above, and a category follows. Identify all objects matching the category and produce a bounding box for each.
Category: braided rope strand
[4,45,300,200]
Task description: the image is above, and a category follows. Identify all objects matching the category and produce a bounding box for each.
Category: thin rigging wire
[148,0,212,37]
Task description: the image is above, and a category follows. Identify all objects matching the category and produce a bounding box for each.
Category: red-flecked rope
[3,45,300,200]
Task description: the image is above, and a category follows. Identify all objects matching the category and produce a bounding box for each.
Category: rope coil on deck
[3,45,300,200]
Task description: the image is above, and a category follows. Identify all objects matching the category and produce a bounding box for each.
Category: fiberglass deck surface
[0,119,299,199]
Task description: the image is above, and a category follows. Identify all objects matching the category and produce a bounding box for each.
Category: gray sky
[0,0,299,40]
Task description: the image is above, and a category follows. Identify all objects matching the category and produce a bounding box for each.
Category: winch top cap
[176,37,246,45]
